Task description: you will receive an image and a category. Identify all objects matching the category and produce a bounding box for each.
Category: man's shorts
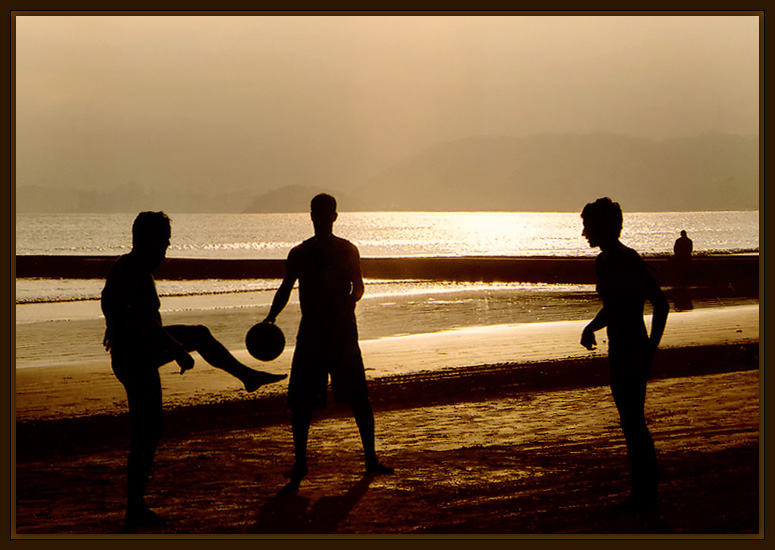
[287,319,369,410]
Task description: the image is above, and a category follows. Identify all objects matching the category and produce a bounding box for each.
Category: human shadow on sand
[248,474,375,534]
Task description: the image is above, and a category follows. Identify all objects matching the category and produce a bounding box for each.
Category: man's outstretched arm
[264,275,296,323]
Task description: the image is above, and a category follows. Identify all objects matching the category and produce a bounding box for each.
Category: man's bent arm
[581,307,608,350]
[351,267,365,303]
[586,306,609,332]
[646,280,669,350]
[150,318,189,356]
[350,247,365,303]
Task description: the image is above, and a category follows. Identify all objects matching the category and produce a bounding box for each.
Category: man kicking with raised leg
[102,211,286,528]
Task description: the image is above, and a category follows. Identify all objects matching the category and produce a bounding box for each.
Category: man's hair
[581,197,623,239]
[310,193,337,217]
[132,211,171,246]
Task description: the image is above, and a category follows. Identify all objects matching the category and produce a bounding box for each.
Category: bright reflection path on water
[16,211,759,258]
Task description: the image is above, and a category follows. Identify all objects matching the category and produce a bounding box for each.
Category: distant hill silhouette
[16,133,758,213]
[348,133,758,212]
[241,184,349,213]
[16,181,256,214]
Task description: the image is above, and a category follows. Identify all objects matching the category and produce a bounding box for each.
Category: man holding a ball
[263,193,393,492]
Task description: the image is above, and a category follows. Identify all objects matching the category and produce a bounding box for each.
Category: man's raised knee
[190,324,212,339]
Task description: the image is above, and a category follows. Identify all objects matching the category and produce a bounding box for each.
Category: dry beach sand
[14,304,761,536]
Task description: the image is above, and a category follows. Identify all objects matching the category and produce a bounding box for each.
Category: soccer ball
[245,322,285,361]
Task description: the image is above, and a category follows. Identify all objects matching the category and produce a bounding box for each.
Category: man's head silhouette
[581,197,622,249]
[132,211,171,269]
[311,194,338,237]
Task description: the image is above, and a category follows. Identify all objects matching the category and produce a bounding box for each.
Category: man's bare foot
[243,371,287,392]
[283,462,308,479]
[278,462,308,495]
[126,506,167,528]
[365,459,394,475]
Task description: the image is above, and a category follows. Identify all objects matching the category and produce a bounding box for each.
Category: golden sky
[15,14,760,194]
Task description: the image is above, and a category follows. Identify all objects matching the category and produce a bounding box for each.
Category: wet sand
[14,357,760,536]
[13,304,761,536]
[15,304,759,422]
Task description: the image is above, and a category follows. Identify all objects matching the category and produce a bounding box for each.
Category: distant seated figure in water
[579,198,669,512]
[263,193,393,495]
[673,230,693,263]
[101,211,286,528]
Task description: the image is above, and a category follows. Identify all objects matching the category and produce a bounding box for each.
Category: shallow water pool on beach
[15,281,603,369]
[14,277,758,372]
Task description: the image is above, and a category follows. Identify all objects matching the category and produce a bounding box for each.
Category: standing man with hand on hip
[579,197,669,512]
[263,194,393,493]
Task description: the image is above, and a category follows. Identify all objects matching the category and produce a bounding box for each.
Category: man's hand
[580,326,597,350]
[176,350,195,374]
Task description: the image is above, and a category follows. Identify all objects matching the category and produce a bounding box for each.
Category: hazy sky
[15,14,760,194]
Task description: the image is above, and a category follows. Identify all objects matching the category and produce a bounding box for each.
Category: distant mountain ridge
[15,181,255,214]
[16,133,758,213]
[348,133,759,212]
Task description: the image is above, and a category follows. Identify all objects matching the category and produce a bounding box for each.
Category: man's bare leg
[165,324,286,391]
[278,407,312,495]
[349,397,393,474]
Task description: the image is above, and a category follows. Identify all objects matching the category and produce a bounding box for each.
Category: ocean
[16,211,759,260]
[15,211,759,301]
[14,211,759,370]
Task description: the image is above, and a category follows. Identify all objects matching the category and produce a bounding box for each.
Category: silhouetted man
[673,230,693,262]
[263,194,393,492]
[579,198,669,512]
[671,230,694,310]
[102,211,285,528]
